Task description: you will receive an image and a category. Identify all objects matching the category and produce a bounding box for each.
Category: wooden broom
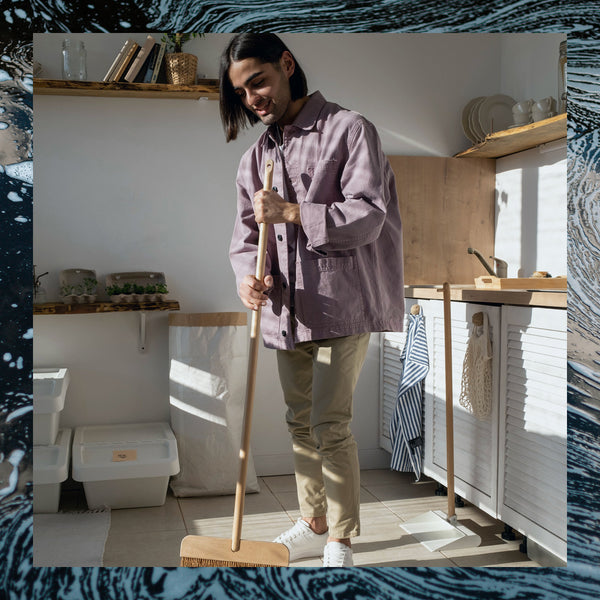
[180,160,289,567]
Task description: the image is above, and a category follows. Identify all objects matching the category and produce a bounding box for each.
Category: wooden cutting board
[475,276,567,290]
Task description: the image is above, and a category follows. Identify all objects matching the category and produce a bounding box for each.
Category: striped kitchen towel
[389,311,429,479]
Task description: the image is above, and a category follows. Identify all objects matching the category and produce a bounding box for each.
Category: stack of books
[103,36,169,84]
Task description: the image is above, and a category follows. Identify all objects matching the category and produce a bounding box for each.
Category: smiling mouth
[254,99,272,116]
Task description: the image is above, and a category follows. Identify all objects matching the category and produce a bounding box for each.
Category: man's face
[228,52,294,127]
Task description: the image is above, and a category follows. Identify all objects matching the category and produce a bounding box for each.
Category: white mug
[534,96,556,112]
[532,97,557,122]
[512,99,534,125]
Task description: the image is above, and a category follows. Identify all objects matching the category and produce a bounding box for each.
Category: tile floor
[61,469,540,568]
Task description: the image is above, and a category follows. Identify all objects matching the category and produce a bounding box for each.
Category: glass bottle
[62,39,87,81]
[558,40,567,114]
[33,265,48,305]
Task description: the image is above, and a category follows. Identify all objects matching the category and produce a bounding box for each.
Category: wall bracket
[139,311,147,352]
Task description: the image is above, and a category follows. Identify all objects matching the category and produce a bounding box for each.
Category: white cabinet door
[422,300,501,518]
[498,305,567,561]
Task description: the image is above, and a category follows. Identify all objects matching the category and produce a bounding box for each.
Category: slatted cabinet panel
[498,305,567,562]
[422,300,501,517]
[379,307,414,453]
[380,300,567,561]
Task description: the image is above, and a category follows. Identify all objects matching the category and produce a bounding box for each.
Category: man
[219,33,404,567]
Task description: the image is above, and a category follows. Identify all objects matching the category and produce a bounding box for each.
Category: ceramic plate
[461,96,485,143]
[468,97,487,143]
[477,94,516,136]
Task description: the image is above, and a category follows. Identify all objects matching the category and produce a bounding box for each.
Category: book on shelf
[142,43,160,83]
[113,42,140,82]
[152,42,168,84]
[132,44,157,83]
[124,35,156,83]
[143,41,167,84]
[103,39,136,82]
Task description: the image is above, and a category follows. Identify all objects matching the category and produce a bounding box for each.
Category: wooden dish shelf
[33,300,180,315]
[455,113,567,158]
[33,78,219,100]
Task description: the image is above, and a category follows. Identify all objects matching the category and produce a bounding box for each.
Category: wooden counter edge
[404,286,566,309]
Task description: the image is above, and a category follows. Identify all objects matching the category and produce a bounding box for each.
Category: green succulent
[106,284,122,296]
[83,277,98,294]
[161,32,203,53]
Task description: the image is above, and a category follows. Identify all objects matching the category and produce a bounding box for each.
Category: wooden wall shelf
[33,300,180,315]
[455,113,566,158]
[33,78,219,100]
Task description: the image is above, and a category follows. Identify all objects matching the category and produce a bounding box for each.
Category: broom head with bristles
[180,535,289,567]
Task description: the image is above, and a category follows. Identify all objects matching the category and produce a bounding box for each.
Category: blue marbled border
[1,2,598,598]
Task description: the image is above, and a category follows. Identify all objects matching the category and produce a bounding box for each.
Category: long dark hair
[219,33,308,142]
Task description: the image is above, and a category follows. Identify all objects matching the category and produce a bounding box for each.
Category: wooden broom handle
[232,159,274,551]
[443,282,456,519]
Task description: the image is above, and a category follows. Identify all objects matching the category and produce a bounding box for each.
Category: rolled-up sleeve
[300,118,389,254]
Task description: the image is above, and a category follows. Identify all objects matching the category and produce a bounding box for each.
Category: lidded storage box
[33,428,72,513]
[33,368,70,445]
[72,422,180,509]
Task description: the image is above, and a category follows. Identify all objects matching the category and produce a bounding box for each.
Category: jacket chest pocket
[294,255,365,327]
[301,160,339,196]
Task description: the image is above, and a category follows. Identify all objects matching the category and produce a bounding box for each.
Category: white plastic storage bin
[33,428,72,513]
[33,368,70,445]
[72,422,180,509]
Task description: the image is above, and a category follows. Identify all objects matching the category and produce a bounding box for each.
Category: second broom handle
[443,282,456,519]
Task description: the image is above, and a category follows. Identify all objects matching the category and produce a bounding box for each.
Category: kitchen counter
[405,284,566,309]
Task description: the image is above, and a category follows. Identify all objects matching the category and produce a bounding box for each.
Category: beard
[254,99,283,125]
[253,81,292,126]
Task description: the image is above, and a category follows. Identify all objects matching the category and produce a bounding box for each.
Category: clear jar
[62,39,87,80]
[558,40,567,114]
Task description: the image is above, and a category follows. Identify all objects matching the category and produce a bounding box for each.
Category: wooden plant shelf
[33,300,180,315]
[455,113,566,158]
[33,78,219,100]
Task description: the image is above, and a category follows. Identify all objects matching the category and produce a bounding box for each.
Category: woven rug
[33,509,111,567]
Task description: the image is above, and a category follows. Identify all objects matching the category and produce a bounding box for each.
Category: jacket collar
[267,91,326,142]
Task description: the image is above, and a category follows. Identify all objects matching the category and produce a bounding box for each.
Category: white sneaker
[322,541,353,567]
[273,519,328,561]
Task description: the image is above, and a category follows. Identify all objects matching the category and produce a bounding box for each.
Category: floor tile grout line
[175,493,190,534]
[260,476,296,519]
[264,483,303,528]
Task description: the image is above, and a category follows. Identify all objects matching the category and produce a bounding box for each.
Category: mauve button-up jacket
[229,91,405,350]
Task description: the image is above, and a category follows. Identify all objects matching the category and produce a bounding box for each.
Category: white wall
[495,33,567,278]
[33,33,564,476]
[499,33,564,106]
[495,142,567,278]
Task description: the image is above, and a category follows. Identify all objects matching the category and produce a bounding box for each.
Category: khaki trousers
[276,333,370,539]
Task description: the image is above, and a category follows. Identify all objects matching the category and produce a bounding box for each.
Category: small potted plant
[132,283,146,302]
[60,283,77,304]
[120,282,134,302]
[82,277,98,303]
[144,283,157,302]
[60,268,98,304]
[156,283,169,302]
[106,283,124,303]
[162,32,203,85]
